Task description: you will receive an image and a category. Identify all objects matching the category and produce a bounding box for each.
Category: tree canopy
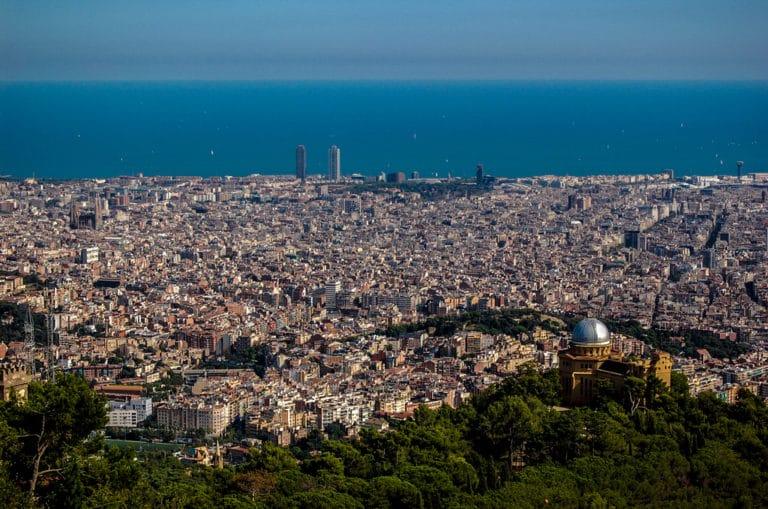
[1,366,767,507]
[0,373,107,506]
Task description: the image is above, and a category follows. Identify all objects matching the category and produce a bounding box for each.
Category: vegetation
[380,309,744,360]
[0,374,107,507]
[604,318,747,360]
[2,365,767,507]
[0,301,50,345]
[378,308,573,339]
[202,343,274,373]
[145,371,185,401]
[343,180,494,201]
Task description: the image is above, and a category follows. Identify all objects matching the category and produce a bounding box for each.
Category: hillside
[1,365,767,508]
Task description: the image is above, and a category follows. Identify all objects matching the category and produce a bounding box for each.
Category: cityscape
[2,162,767,437]
[3,154,768,505]
[3,1,768,506]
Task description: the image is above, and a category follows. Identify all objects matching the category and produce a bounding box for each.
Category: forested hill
[2,366,767,508]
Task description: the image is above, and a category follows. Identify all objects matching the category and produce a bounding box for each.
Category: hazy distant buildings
[296,145,306,181]
[624,230,646,251]
[328,145,341,182]
[702,249,716,269]
[567,194,592,211]
[386,172,406,184]
[69,198,102,230]
[3,172,768,433]
[475,163,496,187]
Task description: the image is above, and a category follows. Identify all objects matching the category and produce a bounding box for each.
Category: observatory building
[558,318,672,406]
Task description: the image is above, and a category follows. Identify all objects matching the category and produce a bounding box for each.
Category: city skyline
[2,1,767,81]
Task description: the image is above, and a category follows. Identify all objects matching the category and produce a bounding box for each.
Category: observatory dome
[572,318,610,346]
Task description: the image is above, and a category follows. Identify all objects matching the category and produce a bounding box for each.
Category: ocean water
[0,81,766,180]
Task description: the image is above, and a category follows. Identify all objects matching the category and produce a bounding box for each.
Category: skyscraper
[296,145,306,181]
[328,145,341,182]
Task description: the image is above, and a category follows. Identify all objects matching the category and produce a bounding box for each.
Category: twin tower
[296,145,341,182]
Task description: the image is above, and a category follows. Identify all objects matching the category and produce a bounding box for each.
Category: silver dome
[572,318,610,346]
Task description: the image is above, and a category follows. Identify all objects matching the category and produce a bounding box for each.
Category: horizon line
[3,78,768,84]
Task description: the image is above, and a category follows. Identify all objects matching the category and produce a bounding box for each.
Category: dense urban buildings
[1,170,768,438]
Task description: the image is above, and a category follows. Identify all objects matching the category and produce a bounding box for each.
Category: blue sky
[2,0,767,80]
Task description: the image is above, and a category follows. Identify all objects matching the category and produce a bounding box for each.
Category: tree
[0,374,107,500]
[245,442,299,473]
[368,475,424,509]
[581,408,629,457]
[444,455,479,494]
[592,378,618,409]
[290,490,364,509]
[236,470,277,501]
[476,395,542,471]
[500,363,561,406]
[301,452,344,477]
[669,371,689,397]
[0,418,26,506]
[325,422,346,440]
[643,375,669,410]
[321,440,372,478]
[624,377,646,416]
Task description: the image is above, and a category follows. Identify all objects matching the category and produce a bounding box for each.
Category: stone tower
[0,360,32,402]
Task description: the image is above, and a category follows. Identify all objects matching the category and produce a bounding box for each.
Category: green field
[105,439,187,453]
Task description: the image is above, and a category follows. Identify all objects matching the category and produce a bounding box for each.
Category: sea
[0,81,766,180]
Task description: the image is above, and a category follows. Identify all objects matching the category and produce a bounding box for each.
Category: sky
[1,0,767,81]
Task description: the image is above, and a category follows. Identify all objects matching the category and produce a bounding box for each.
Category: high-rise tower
[325,280,341,310]
[296,145,307,181]
[328,145,341,182]
[737,161,744,181]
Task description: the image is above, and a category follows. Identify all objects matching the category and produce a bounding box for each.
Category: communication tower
[24,307,35,375]
[46,311,56,382]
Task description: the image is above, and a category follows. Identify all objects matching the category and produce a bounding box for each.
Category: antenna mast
[47,308,56,383]
[24,306,35,376]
